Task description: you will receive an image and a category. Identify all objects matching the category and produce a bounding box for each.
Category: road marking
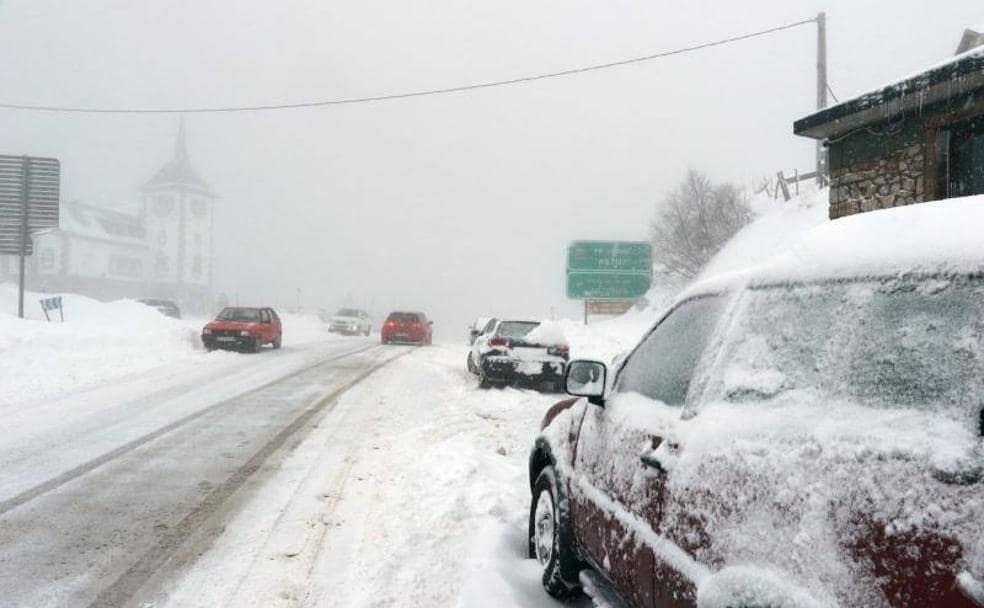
[87,347,413,608]
[0,344,380,518]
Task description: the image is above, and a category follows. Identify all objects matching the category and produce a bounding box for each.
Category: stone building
[794,28,984,219]
[0,123,216,311]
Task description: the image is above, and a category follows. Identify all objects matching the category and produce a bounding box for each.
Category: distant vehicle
[469,319,568,391]
[468,316,495,345]
[201,306,282,353]
[381,311,432,345]
[528,200,984,608]
[328,308,372,336]
[136,298,181,319]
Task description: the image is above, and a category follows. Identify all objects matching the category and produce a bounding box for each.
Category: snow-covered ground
[0,283,340,410]
[153,344,588,608]
[0,190,835,607]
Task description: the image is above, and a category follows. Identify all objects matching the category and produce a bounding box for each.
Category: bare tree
[650,170,752,278]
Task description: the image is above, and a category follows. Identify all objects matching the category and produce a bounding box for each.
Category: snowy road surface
[0,339,595,608]
[0,338,408,607]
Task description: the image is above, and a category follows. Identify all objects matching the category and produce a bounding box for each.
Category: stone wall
[827,143,927,219]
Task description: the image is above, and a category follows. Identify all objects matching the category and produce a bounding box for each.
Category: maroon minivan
[529,203,984,608]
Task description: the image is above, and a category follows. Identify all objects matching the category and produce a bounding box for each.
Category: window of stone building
[936,114,984,199]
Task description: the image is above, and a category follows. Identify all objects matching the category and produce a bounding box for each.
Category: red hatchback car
[380,311,432,345]
[529,202,984,608]
[202,306,283,352]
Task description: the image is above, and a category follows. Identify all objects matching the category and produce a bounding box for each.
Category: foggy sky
[1,1,981,338]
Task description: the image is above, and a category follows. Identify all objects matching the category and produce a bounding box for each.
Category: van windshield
[715,277,984,419]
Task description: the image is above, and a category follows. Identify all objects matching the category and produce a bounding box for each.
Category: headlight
[203,328,212,334]
[240,330,251,336]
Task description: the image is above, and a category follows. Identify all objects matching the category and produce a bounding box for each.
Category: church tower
[140,120,215,310]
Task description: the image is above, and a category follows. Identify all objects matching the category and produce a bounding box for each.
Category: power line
[0,17,817,115]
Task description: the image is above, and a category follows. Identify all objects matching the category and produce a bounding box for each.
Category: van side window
[615,296,725,406]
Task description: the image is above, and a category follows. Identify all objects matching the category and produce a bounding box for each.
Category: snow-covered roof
[57,201,147,246]
[682,195,984,300]
[795,45,984,140]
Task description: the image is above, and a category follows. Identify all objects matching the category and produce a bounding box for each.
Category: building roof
[56,201,147,246]
[794,45,984,140]
[142,120,214,195]
[956,26,984,54]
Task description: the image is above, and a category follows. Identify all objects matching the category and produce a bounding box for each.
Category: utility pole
[816,11,828,185]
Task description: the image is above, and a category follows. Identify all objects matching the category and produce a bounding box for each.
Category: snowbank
[698,187,828,281]
[0,285,203,408]
[0,285,342,409]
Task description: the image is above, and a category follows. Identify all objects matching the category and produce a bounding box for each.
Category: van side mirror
[566,360,607,406]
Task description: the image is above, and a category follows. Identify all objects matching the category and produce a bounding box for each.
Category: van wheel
[529,466,582,598]
[273,336,282,349]
[253,337,263,353]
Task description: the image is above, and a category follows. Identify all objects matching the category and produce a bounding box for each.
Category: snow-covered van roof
[794,45,984,140]
[682,196,984,300]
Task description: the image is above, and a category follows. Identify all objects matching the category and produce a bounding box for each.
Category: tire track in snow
[0,344,378,518]
[86,346,413,608]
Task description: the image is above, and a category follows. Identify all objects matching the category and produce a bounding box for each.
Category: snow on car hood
[610,392,984,606]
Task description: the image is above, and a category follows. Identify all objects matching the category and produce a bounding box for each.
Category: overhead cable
[0,17,817,114]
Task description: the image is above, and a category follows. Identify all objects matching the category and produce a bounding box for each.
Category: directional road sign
[566,240,652,300]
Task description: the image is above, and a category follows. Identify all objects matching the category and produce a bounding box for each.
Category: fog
[1,0,980,338]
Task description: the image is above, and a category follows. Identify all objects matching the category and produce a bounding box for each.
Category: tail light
[548,345,570,358]
[385,320,397,328]
[489,336,508,347]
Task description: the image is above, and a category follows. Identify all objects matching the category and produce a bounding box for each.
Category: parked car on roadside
[136,298,181,319]
[328,308,372,336]
[202,306,282,353]
[468,316,495,345]
[470,319,568,391]
[381,311,432,345]
[529,200,984,608]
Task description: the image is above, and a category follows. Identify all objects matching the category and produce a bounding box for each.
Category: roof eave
[794,56,984,140]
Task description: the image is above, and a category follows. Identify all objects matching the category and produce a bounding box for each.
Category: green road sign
[566,240,652,300]
[566,241,651,272]
[566,271,651,300]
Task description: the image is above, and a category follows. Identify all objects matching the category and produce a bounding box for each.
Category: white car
[328,308,372,336]
[468,319,569,391]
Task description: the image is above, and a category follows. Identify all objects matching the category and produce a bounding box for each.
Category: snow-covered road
[155,344,588,608]
[0,338,409,607]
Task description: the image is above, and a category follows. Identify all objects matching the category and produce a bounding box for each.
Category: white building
[0,123,216,311]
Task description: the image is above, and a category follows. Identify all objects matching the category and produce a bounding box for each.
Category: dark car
[202,306,283,352]
[381,311,432,345]
[529,201,984,608]
[469,319,568,391]
[136,298,181,319]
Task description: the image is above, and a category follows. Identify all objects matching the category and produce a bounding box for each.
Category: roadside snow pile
[0,284,202,408]
[699,186,828,280]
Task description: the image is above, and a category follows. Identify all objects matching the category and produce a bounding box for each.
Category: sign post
[0,155,61,318]
[566,240,652,324]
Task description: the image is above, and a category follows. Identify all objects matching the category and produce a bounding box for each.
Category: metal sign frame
[0,155,61,318]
